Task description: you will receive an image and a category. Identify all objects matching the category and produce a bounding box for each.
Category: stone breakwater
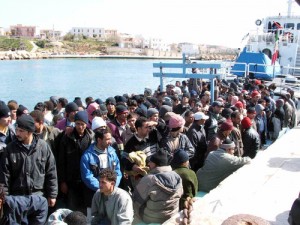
[0,50,49,60]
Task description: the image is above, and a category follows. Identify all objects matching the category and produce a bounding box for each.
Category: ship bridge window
[297,23,300,30]
[284,23,294,29]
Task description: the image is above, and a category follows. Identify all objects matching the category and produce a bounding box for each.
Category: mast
[288,0,292,17]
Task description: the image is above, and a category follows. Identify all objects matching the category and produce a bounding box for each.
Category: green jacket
[174,166,198,210]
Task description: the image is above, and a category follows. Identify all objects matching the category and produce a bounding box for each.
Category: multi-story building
[10,24,36,38]
[40,29,62,40]
[143,38,170,51]
[70,27,105,39]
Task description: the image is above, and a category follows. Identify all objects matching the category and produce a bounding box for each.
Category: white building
[0,27,5,36]
[70,27,105,39]
[143,37,170,51]
[178,42,199,56]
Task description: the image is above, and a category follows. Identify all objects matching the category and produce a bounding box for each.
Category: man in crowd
[30,110,62,160]
[197,138,251,192]
[133,150,183,224]
[91,168,133,225]
[187,112,208,171]
[55,102,79,131]
[241,117,260,159]
[204,101,224,141]
[230,111,244,157]
[58,111,94,212]
[0,114,58,207]
[0,102,15,151]
[80,129,122,221]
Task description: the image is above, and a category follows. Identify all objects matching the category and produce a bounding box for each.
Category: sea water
[0,58,183,110]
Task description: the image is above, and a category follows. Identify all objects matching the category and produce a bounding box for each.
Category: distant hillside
[0,37,33,51]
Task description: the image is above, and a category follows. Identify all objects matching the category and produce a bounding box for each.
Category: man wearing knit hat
[197,138,251,192]
[0,102,15,151]
[187,112,209,171]
[55,102,79,131]
[172,149,198,210]
[241,117,260,159]
[57,111,94,212]
[0,114,58,207]
[204,101,224,141]
[105,97,116,122]
[133,150,183,224]
[173,92,191,115]
[247,90,261,109]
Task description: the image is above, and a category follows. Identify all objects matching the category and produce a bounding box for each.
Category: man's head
[147,108,159,122]
[65,102,79,121]
[211,101,224,114]
[231,111,242,126]
[135,117,151,139]
[241,117,252,130]
[30,110,45,133]
[115,104,129,123]
[172,149,189,168]
[99,168,117,195]
[7,101,18,121]
[247,107,256,119]
[0,103,11,127]
[16,114,35,144]
[194,112,208,125]
[106,97,116,114]
[184,110,194,124]
[64,211,87,225]
[74,111,88,135]
[220,138,236,155]
[95,129,112,150]
[219,121,234,137]
[149,150,168,170]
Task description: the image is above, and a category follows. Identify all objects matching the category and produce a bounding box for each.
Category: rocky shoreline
[0,50,48,60]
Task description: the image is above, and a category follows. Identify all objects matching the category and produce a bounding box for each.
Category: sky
[1,0,300,48]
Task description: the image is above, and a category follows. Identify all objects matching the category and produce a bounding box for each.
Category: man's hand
[132,164,145,174]
[60,182,68,194]
[48,198,56,207]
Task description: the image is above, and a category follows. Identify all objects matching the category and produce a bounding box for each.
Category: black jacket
[0,135,58,198]
[242,128,260,159]
[57,128,94,183]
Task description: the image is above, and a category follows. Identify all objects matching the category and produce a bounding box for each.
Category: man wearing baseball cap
[0,114,58,208]
[187,112,209,171]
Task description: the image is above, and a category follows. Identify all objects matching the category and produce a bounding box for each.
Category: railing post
[160,65,163,92]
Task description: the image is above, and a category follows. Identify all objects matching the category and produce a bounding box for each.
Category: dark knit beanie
[147,108,159,118]
[106,97,116,106]
[16,114,35,132]
[74,111,88,124]
[99,104,108,114]
[172,149,189,165]
[16,105,28,117]
[65,102,79,114]
[116,104,129,115]
[73,97,84,108]
[150,150,168,166]
[0,103,10,118]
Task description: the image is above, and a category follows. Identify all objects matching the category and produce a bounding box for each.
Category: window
[284,23,294,29]
[297,23,300,30]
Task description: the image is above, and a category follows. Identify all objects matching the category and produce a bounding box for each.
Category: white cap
[194,112,209,121]
[91,117,106,131]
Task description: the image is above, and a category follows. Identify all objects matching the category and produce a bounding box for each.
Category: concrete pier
[164,127,300,225]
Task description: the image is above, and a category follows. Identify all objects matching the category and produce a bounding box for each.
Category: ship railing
[247,29,300,44]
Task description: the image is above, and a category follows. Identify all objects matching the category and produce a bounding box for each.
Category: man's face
[247,112,256,119]
[32,118,43,132]
[99,177,114,194]
[0,116,11,127]
[149,113,159,122]
[222,130,232,138]
[107,104,115,114]
[127,117,136,129]
[98,133,112,149]
[185,113,194,124]
[10,110,17,120]
[137,122,150,138]
[128,106,137,113]
[213,106,222,114]
[16,127,31,143]
[75,120,86,135]
[117,112,128,123]
[182,97,189,104]
[68,111,78,122]
[232,115,241,125]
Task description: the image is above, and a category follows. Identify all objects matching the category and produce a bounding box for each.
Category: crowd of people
[0,74,298,225]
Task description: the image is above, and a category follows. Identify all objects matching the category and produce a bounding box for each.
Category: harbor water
[0,58,182,110]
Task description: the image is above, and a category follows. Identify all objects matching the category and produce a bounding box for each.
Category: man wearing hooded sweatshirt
[133,150,183,224]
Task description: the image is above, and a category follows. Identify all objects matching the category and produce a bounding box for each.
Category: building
[178,42,199,56]
[118,33,134,48]
[10,24,37,38]
[0,27,4,36]
[70,27,105,39]
[40,29,62,40]
[143,37,170,51]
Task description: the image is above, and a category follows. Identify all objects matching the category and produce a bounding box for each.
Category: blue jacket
[80,143,122,191]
